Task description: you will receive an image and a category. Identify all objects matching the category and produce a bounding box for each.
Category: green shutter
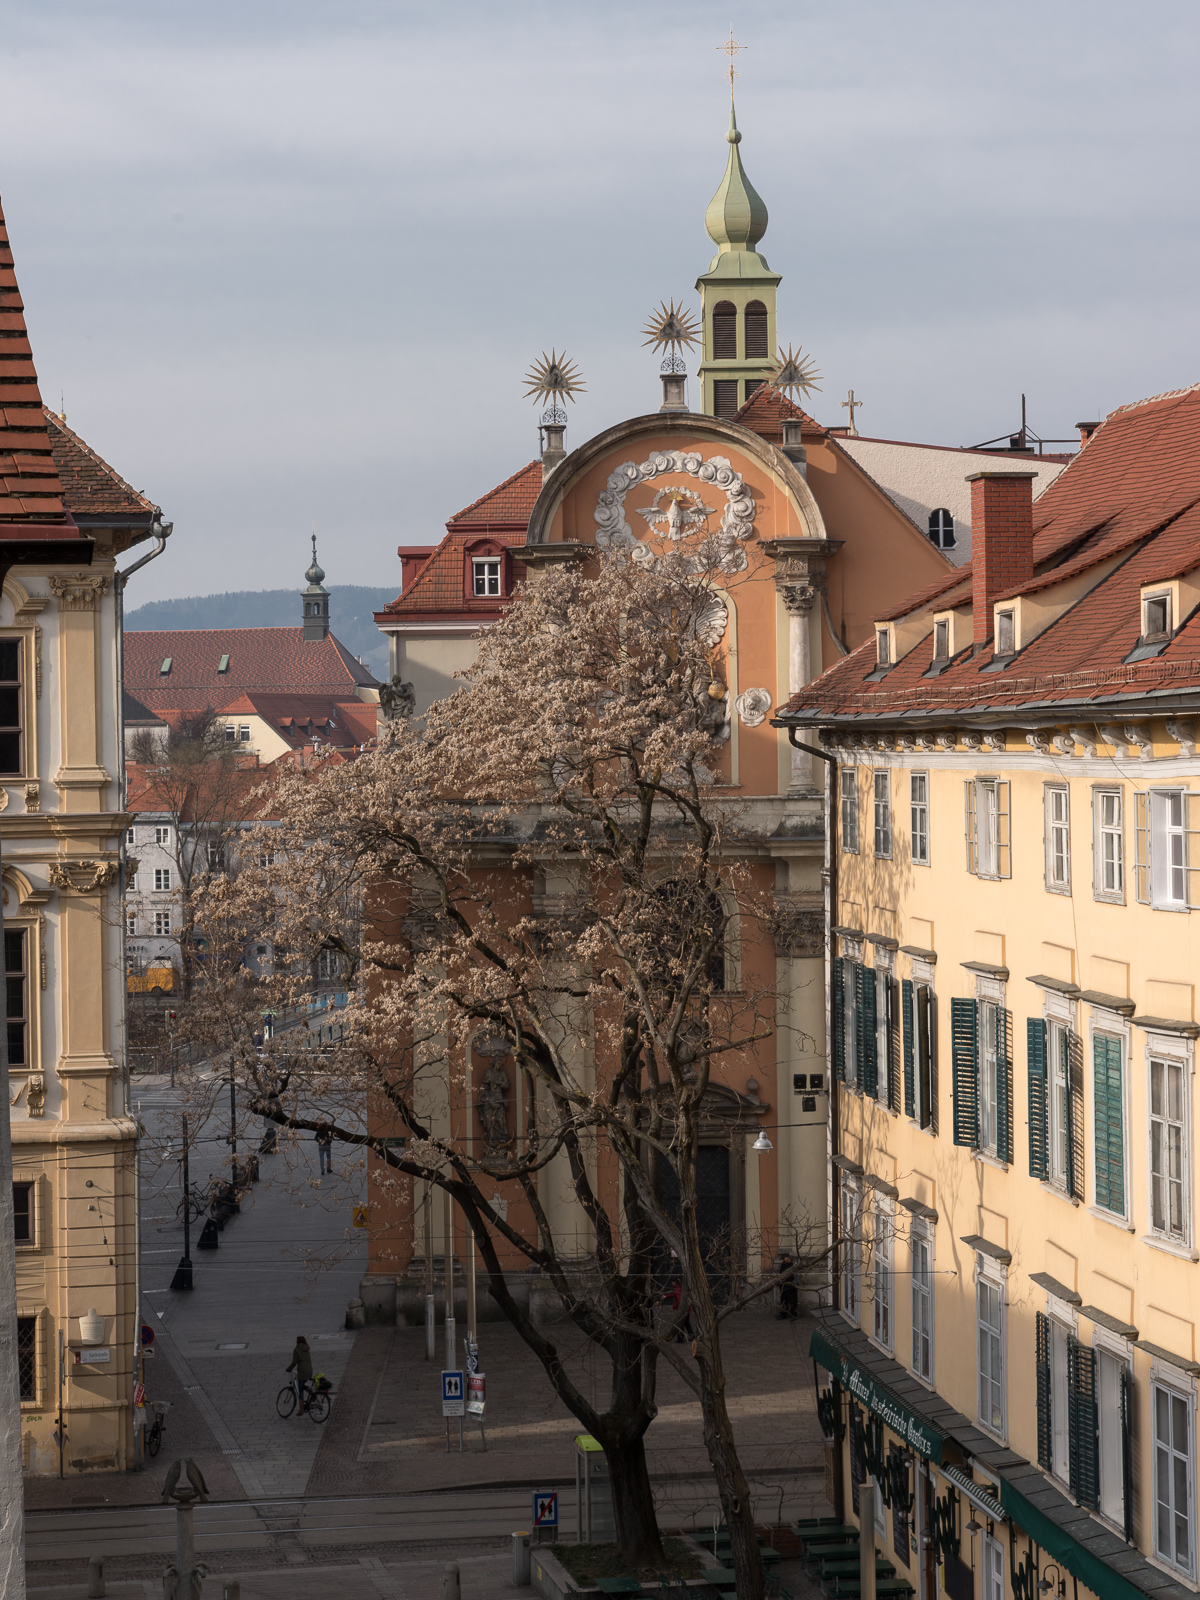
[997,1008,1013,1164]
[902,979,915,1117]
[1028,1018,1048,1180]
[1035,1311,1053,1471]
[1093,1034,1124,1215]
[1120,1365,1134,1542]
[1068,1336,1099,1510]
[1068,1031,1085,1201]
[832,957,845,1085]
[920,987,937,1133]
[951,998,978,1148]
[860,965,877,1098]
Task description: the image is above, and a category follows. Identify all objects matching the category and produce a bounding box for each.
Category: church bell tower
[695,99,781,420]
[302,533,330,642]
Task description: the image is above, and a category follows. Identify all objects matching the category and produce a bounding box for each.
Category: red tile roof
[377,529,527,620]
[124,626,379,712]
[44,408,156,520]
[0,195,84,538]
[781,383,1200,723]
[214,690,378,750]
[732,386,821,441]
[448,461,542,527]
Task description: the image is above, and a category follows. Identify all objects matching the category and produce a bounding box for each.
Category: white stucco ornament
[734,687,772,727]
[595,451,757,573]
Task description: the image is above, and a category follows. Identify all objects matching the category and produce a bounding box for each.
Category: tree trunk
[694,1332,762,1600]
[601,1429,664,1567]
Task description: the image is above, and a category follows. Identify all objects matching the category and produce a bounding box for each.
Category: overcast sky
[2,0,1198,606]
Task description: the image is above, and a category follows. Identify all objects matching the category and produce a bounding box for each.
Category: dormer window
[1144,592,1171,640]
[876,629,891,667]
[995,610,1016,656]
[472,558,502,598]
[933,619,950,660]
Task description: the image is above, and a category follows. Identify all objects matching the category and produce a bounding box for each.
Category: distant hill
[124,586,397,680]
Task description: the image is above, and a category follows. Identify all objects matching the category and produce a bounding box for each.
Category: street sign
[533,1490,558,1528]
[467,1372,486,1417]
[140,1324,155,1347]
[441,1369,465,1417]
[352,1205,370,1229]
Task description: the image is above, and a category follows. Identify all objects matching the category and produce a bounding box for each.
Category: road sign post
[467,1370,487,1452]
[532,1489,559,1546]
[441,1369,464,1453]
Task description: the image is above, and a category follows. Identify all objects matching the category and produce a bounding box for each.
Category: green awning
[999,1478,1149,1600]
[810,1327,944,1465]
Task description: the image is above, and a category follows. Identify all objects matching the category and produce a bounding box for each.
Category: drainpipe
[113,514,171,1471]
[787,725,843,1519]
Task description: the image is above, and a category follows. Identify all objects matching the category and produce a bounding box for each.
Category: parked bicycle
[145,1400,171,1457]
[276,1374,332,1423]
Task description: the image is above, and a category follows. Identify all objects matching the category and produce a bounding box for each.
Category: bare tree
[182,553,825,1590]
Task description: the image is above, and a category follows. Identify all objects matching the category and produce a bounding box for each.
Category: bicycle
[276,1376,332,1423]
[145,1400,170,1458]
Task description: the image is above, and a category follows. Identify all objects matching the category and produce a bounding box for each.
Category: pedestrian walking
[773,1248,799,1319]
[661,1280,696,1342]
[285,1335,313,1411]
[315,1122,334,1174]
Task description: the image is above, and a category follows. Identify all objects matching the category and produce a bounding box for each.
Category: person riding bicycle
[285,1335,312,1412]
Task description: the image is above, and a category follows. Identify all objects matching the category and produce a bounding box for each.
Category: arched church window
[928,508,956,550]
[744,300,768,359]
[712,301,737,360]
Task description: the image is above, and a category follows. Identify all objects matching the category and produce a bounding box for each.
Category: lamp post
[169,1115,193,1291]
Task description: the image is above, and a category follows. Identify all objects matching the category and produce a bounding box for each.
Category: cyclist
[285,1335,312,1413]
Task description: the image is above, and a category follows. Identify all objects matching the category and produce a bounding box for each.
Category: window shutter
[1028,1018,1048,1180]
[1120,1365,1134,1543]
[997,1008,1013,1164]
[1035,1311,1053,1471]
[1093,1034,1124,1215]
[1067,1030,1085,1202]
[1185,789,1200,907]
[997,781,1012,878]
[902,979,915,1117]
[859,964,877,1097]
[887,977,901,1112]
[832,957,845,1085]
[923,988,938,1135]
[965,781,978,874]
[1067,1336,1099,1510]
[1134,791,1150,904]
[951,998,978,1148]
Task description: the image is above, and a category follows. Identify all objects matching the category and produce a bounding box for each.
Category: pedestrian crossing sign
[352,1205,369,1229]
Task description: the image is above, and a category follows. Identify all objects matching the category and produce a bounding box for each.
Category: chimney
[1076,420,1100,448]
[966,470,1037,646]
[780,414,807,477]
[541,422,566,483]
[659,371,688,412]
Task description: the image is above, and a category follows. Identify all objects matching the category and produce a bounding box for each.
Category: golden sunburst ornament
[522,349,586,408]
[770,343,823,399]
[641,299,701,354]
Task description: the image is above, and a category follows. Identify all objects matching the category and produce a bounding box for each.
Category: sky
[1,0,1198,606]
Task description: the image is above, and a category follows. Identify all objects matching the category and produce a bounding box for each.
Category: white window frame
[982,1534,1005,1600]
[933,617,950,659]
[154,825,170,846]
[1144,590,1173,640]
[874,771,892,859]
[153,911,171,937]
[472,557,502,598]
[976,1255,1007,1438]
[910,771,929,866]
[1050,1313,1072,1482]
[1044,783,1070,893]
[978,997,1001,1159]
[995,609,1016,656]
[841,769,860,854]
[1089,1014,1131,1224]
[126,914,136,937]
[843,953,859,1087]
[1148,1047,1191,1248]
[977,779,999,877]
[1150,789,1188,909]
[910,1221,934,1384]
[876,629,891,668]
[238,725,251,743]
[872,1200,894,1353]
[1093,786,1125,904]
[1152,1370,1196,1578]
[125,827,135,845]
[1093,1328,1132,1533]
[840,1180,861,1325]
[154,868,171,892]
[1047,1018,1072,1192]
[875,949,893,1107]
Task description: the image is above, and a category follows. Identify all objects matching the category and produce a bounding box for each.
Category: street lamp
[752,1130,773,1152]
[169,1113,194,1291]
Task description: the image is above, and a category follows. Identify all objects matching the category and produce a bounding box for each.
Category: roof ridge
[448,460,541,524]
[1107,380,1200,420]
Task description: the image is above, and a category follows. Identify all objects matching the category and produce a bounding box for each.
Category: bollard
[87,1554,105,1597]
[222,1583,242,1600]
[512,1532,532,1586]
[442,1560,461,1600]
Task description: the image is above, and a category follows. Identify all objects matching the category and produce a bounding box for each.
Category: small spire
[302,525,329,641]
[305,526,325,588]
[704,95,769,256]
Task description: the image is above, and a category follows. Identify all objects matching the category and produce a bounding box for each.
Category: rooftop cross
[841,389,863,436]
[718,28,745,91]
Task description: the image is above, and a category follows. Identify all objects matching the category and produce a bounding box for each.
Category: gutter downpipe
[787,725,843,1521]
[114,515,171,1471]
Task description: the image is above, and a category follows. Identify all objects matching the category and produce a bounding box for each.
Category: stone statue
[379,675,416,721]
[26,1074,44,1118]
[477,1061,512,1156]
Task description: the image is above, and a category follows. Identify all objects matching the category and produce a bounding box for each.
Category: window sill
[1092,892,1126,907]
[973,1418,1009,1448]
[1040,1181,1081,1207]
[1148,901,1191,914]
[974,1150,1009,1173]
[1140,1233,1200,1263]
[1044,884,1072,897]
[1144,1550,1199,1591]
[908,1368,937,1392]
[867,1335,895,1360]
[1087,1205,1135,1233]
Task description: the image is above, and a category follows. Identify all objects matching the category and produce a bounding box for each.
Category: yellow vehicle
[126,965,176,996]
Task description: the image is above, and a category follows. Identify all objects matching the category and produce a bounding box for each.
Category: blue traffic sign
[442,1369,465,1417]
[533,1490,559,1527]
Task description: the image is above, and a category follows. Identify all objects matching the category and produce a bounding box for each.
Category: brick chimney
[1076,420,1100,448]
[966,470,1037,646]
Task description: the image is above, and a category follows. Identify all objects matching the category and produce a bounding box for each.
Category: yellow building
[2,196,166,1475]
[780,385,1200,1600]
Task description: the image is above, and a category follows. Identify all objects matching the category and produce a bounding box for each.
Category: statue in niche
[379,676,416,721]
[477,1059,513,1157]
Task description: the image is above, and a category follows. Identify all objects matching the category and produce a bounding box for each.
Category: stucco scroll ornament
[0,788,9,813]
[734,688,772,727]
[595,452,757,574]
[49,859,121,894]
[24,783,39,813]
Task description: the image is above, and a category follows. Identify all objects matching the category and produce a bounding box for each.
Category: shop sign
[810,1328,943,1464]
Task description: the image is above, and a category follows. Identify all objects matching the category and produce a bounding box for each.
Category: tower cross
[841,389,863,436]
[718,28,745,90]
